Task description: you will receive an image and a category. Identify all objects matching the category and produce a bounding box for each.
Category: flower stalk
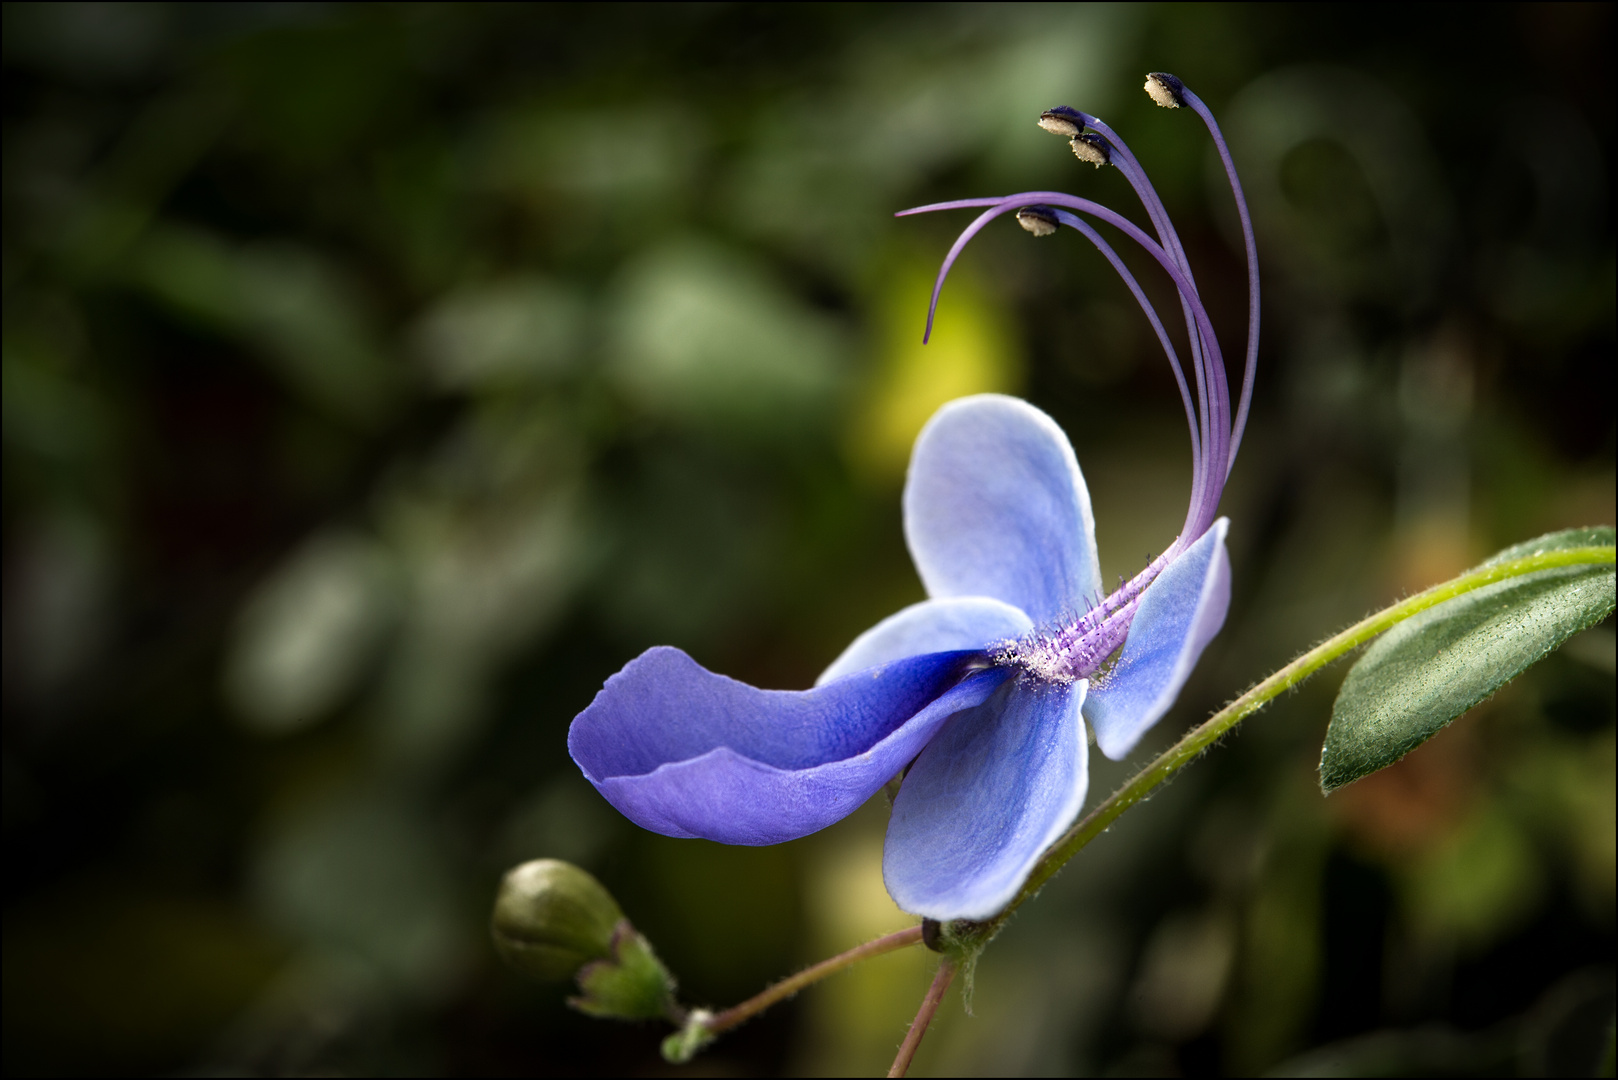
[662,925,925,1063]
[887,960,958,1079]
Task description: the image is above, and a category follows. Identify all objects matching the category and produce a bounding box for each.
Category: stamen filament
[1071,117,1219,480]
[1175,83,1260,477]
[1045,208,1202,473]
[900,77,1253,546]
[899,193,1231,542]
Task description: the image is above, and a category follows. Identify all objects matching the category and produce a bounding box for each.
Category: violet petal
[816,595,1032,686]
[904,395,1101,625]
[884,676,1088,919]
[570,647,1007,844]
[1085,518,1231,760]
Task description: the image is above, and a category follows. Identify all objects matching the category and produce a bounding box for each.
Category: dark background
[3,3,1613,1075]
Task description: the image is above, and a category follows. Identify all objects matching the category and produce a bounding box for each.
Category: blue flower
[569,74,1258,921]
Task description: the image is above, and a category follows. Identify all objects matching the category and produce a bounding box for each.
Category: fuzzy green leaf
[1321,528,1615,793]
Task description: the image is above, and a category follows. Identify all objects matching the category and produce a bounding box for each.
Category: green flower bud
[570,921,679,1022]
[491,859,624,980]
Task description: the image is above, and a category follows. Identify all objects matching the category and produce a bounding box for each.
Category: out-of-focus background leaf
[2,4,1611,1076]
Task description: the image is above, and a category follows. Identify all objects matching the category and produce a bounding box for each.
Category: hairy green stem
[997,545,1616,925]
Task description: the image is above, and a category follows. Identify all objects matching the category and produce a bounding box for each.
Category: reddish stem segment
[887,960,958,1078]
[705,925,924,1037]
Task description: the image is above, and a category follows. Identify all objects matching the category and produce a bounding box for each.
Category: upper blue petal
[569,646,1008,844]
[1084,518,1231,760]
[903,395,1101,625]
[883,676,1089,920]
[816,595,1033,686]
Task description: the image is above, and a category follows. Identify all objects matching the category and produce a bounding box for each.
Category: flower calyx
[926,915,1001,1012]
[572,920,680,1021]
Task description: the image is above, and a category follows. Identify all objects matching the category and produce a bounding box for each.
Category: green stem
[703,925,924,1037]
[999,544,1615,923]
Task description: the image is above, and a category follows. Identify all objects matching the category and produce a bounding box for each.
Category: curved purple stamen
[1046,209,1200,469]
[1036,195,1228,541]
[902,195,1210,523]
[1048,208,1206,536]
[1176,85,1260,476]
[899,192,1230,545]
[895,75,1253,677]
[897,194,1228,466]
[1061,115,1215,462]
[894,197,1006,344]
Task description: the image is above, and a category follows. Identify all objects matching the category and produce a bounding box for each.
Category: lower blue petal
[883,676,1088,920]
[1085,518,1231,760]
[570,646,1008,844]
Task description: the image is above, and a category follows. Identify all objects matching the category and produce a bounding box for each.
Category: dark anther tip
[1038,105,1091,138]
[922,918,944,952]
[1070,132,1111,168]
[1145,72,1186,108]
[1016,206,1060,238]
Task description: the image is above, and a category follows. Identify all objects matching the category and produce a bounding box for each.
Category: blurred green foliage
[2,3,1612,1076]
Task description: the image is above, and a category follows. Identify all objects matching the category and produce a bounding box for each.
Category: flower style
[569,73,1259,921]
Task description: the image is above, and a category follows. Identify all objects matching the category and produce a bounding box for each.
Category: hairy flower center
[995,549,1175,684]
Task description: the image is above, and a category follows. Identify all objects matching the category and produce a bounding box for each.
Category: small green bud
[491,859,624,980]
[570,921,679,1021]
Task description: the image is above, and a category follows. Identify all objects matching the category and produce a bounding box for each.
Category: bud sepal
[570,919,681,1022]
